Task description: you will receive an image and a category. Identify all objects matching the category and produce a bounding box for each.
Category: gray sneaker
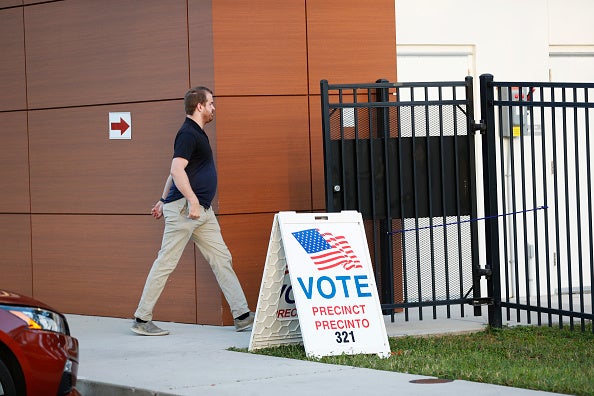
[131,320,169,336]
[234,312,255,332]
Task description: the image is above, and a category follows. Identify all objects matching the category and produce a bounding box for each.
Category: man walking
[132,86,254,336]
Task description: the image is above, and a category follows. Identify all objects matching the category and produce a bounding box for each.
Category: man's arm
[170,157,201,219]
[160,175,173,201]
[151,175,174,219]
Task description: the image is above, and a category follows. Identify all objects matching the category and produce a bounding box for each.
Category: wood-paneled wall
[0,0,396,325]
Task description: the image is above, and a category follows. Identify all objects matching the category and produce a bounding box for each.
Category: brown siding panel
[195,252,224,326]
[0,8,26,111]
[188,0,215,91]
[31,214,197,322]
[306,0,397,94]
[0,112,30,212]
[212,0,308,96]
[24,0,189,109]
[218,213,275,324]
[215,96,312,214]
[308,95,326,211]
[0,214,32,296]
[28,101,181,214]
[1,1,23,8]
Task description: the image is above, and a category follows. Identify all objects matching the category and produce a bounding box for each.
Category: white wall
[396,0,594,82]
[395,0,594,300]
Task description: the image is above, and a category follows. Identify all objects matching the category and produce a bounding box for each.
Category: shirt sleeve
[172,130,195,160]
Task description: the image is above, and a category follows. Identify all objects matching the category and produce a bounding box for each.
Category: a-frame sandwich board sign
[248,212,302,350]
[249,211,391,358]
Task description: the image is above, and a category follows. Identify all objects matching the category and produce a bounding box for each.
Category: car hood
[0,289,54,311]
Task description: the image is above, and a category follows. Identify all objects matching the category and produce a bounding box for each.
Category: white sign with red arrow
[109,112,132,140]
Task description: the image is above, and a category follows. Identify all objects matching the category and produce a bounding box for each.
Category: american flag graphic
[291,228,362,271]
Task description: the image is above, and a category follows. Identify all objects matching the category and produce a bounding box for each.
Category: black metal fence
[480,74,594,330]
[320,78,484,322]
[321,75,594,331]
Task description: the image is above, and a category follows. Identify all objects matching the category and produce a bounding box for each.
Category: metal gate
[480,74,594,330]
[321,75,594,330]
[320,78,485,322]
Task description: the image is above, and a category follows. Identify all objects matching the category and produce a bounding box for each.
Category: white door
[545,47,594,295]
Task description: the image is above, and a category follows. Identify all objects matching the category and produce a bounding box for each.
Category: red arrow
[111,118,130,135]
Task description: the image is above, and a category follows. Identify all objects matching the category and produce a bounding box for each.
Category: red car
[0,290,80,396]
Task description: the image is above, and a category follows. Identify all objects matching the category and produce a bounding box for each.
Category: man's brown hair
[184,86,213,115]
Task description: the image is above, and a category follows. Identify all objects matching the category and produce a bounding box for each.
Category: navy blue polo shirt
[164,117,217,209]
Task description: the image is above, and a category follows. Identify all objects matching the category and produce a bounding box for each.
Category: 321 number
[335,331,355,343]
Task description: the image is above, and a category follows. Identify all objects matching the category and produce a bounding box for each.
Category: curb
[77,379,178,396]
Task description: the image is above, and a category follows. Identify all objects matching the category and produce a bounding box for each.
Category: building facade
[0,0,396,325]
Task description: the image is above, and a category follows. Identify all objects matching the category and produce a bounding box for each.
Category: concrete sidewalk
[68,311,566,396]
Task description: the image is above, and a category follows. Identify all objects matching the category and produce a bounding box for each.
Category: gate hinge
[472,120,486,133]
[478,268,492,277]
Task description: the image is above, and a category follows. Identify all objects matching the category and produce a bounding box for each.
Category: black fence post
[479,74,503,328]
[375,79,395,313]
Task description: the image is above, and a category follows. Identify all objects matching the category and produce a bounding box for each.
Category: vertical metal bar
[320,80,334,212]
[366,87,383,303]
[572,88,589,330]
[423,86,438,319]
[561,87,573,329]
[571,87,583,330]
[539,86,553,327]
[365,86,384,308]
[394,86,409,322]
[498,87,511,322]
[381,90,395,315]
[367,88,375,221]
[438,85,452,318]
[585,87,594,334]
[376,80,394,314]
[339,88,348,210]
[528,85,543,326]
[377,82,392,226]
[507,96,521,323]
[465,76,482,317]
[353,88,362,212]
[452,84,465,317]
[518,85,532,324]
[410,86,424,321]
[479,74,502,328]
[550,86,564,328]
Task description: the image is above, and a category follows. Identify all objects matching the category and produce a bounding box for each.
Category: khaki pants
[134,198,249,321]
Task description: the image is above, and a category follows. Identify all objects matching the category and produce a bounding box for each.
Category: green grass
[236,323,594,396]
